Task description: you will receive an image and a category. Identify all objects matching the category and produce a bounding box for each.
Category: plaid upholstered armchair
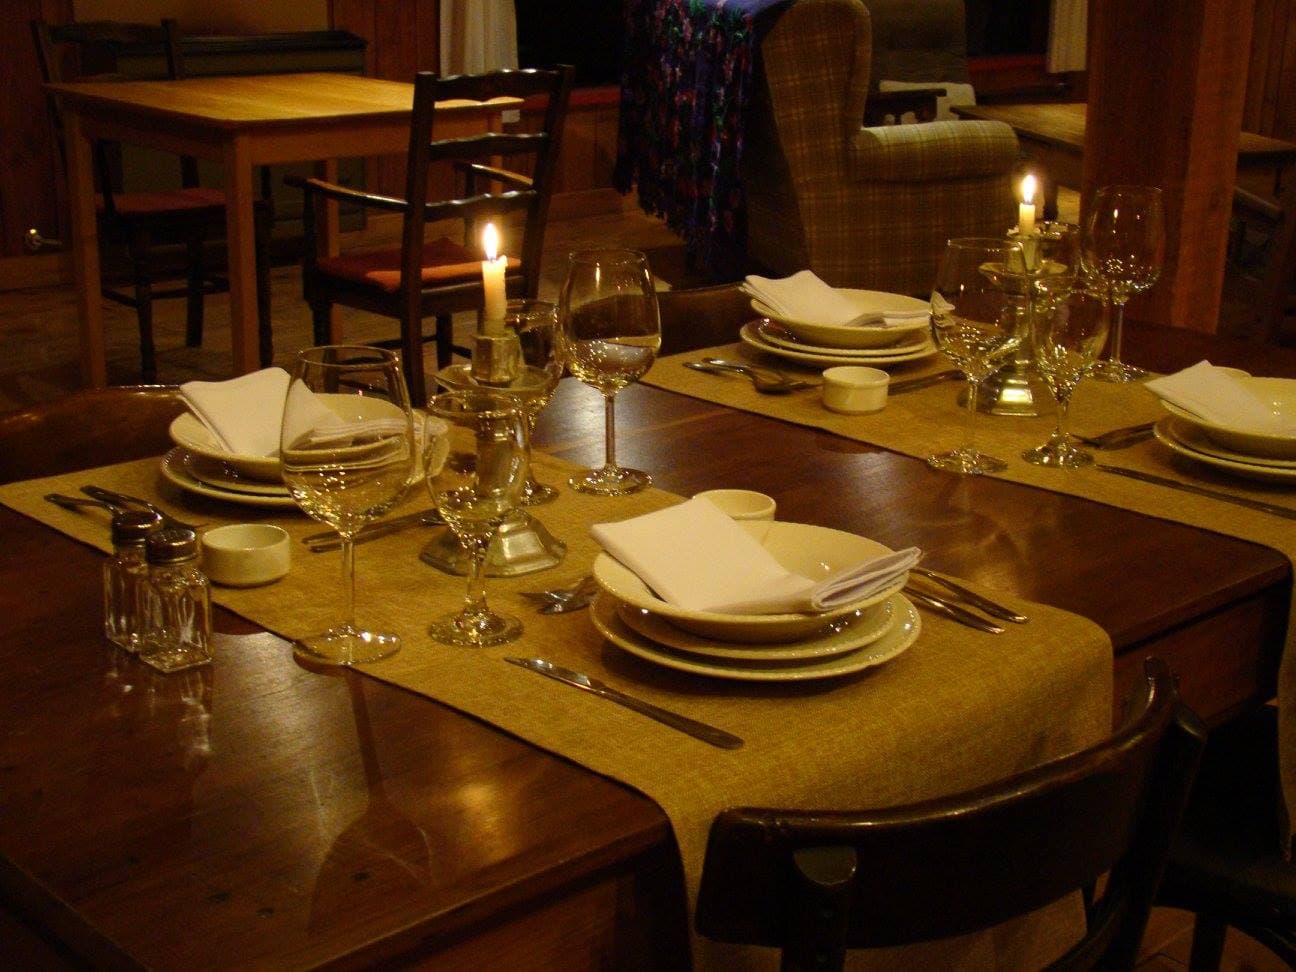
[742,0,1019,296]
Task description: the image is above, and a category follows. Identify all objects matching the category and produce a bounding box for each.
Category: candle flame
[1020,174,1037,205]
[482,223,499,261]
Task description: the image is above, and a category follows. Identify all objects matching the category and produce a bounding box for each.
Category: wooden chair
[1155,704,1296,969]
[695,658,1205,971]
[1223,184,1296,343]
[0,387,183,484]
[288,66,573,405]
[33,19,274,382]
[657,284,753,356]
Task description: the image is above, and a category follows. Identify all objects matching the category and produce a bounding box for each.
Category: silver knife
[910,567,1029,624]
[1094,464,1296,520]
[504,657,744,749]
[903,587,1006,634]
[888,369,959,395]
[305,509,443,552]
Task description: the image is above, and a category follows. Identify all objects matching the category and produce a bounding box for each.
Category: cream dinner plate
[617,594,897,662]
[752,319,927,358]
[1158,376,1296,460]
[183,453,292,496]
[748,290,930,348]
[161,448,301,508]
[1153,418,1296,485]
[739,322,937,368]
[591,592,921,682]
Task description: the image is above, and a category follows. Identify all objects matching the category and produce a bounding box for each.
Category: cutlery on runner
[903,586,1006,634]
[1094,464,1296,520]
[685,359,816,394]
[1072,422,1156,450]
[910,567,1029,624]
[80,485,199,530]
[887,369,960,395]
[503,656,744,749]
[305,509,444,552]
[520,575,598,605]
[45,493,124,517]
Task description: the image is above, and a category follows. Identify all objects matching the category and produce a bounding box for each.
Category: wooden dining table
[0,319,1291,968]
[45,73,519,387]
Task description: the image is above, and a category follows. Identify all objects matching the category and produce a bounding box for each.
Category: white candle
[1017,174,1037,236]
[480,223,507,334]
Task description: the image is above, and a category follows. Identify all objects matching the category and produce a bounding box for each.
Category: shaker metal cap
[145,527,199,564]
[111,510,162,546]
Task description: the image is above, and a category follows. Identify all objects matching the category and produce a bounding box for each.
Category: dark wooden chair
[288,66,573,405]
[695,658,1205,972]
[656,283,753,356]
[0,387,184,484]
[1223,184,1296,344]
[33,19,274,382]
[1155,704,1296,969]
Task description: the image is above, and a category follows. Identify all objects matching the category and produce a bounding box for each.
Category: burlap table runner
[646,344,1296,851]
[0,448,1111,968]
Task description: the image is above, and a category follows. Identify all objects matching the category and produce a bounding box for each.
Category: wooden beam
[1084,0,1254,332]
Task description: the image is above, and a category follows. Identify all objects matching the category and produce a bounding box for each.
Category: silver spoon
[686,359,816,394]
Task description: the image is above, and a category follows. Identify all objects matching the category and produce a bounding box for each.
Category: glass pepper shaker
[103,509,163,651]
[139,528,212,673]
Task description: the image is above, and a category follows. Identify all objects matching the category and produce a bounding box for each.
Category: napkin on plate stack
[181,368,341,457]
[741,270,929,328]
[591,496,921,615]
[1145,361,1290,434]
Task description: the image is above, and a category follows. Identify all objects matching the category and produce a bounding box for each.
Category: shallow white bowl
[1159,375,1296,459]
[750,290,929,349]
[201,523,290,587]
[591,520,907,643]
[692,488,777,521]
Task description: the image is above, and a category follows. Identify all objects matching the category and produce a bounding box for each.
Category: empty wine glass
[1082,185,1165,383]
[559,248,661,495]
[424,392,528,647]
[508,299,564,505]
[929,237,1025,475]
[1023,289,1109,467]
[280,346,415,665]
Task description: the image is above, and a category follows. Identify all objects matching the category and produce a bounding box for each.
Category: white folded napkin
[742,270,928,328]
[591,497,921,615]
[1145,361,1291,434]
[182,368,340,457]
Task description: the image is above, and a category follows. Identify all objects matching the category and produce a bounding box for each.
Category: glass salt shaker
[103,509,162,651]
[139,528,212,673]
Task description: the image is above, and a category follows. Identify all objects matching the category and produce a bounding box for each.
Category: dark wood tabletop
[1,320,1291,969]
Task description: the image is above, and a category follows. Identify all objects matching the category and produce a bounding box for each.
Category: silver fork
[520,575,598,612]
[80,485,200,530]
[686,358,817,394]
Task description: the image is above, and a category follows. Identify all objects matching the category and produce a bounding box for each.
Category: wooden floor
[0,200,1286,970]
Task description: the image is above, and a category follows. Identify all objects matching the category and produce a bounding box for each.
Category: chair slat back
[695,658,1206,971]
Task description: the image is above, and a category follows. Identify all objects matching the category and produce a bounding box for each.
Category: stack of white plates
[742,293,937,368]
[589,521,921,682]
[1153,377,1296,484]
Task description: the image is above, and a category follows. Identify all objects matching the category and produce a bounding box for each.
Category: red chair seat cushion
[316,237,521,294]
[98,187,228,216]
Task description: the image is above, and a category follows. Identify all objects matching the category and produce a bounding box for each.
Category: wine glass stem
[462,536,490,617]
[1109,298,1127,365]
[603,391,618,470]
[1054,388,1073,443]
[964,377,981,455]
[341,536,356,632]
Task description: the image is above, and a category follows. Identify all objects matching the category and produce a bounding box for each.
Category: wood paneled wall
[1244,0,1296,140]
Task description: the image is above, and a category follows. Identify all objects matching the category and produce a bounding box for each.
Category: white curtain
[439,0,518,75]
[1047,0,1088,74]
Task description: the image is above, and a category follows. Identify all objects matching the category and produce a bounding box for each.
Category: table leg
[314,159,342,343]
[64,110,106,388]
[221,135,260,375]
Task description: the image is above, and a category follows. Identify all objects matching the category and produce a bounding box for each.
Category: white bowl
[591,520,907,643]
[1159,375,1296,460]
[750,290,929,349]
[822,366,889,414]
[201,523,290,587]
[692,489,776,521]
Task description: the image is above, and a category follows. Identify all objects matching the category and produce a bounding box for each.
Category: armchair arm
[847,119,1018,182]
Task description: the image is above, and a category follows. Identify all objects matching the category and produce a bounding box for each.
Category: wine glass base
[1090,359,1147,383]
[1022,439,1093,468]
[428,608,522,647]
[294,625,401,666]
[521,478,559,506]
[927,448,1007,476]
[569,464,651,496]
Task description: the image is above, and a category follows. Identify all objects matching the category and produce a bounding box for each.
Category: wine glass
[928,237,1026,475]
[424,391,528,647]
[559,248,661,495]
[280,346,415,665]
[1023,289,1109,467]
[508,299,564,505]
[1082,185,1165,383]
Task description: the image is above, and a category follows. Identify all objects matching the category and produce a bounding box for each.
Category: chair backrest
[657,284,754,357]
[400,66,574,302]
[0,387,185,484]
[695,657,1206,971]
[31,19,192,208]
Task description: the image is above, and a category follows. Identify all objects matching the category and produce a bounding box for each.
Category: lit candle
[1017,174,1037,236]
[480,223,507,334]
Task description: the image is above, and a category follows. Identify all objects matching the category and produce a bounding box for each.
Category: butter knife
[305,509,444,552]
[910,567,1029,624]
[1094,464,1296,520]
[504,657,744,750]
[888,369,959,395]
[903,587,1006,634]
